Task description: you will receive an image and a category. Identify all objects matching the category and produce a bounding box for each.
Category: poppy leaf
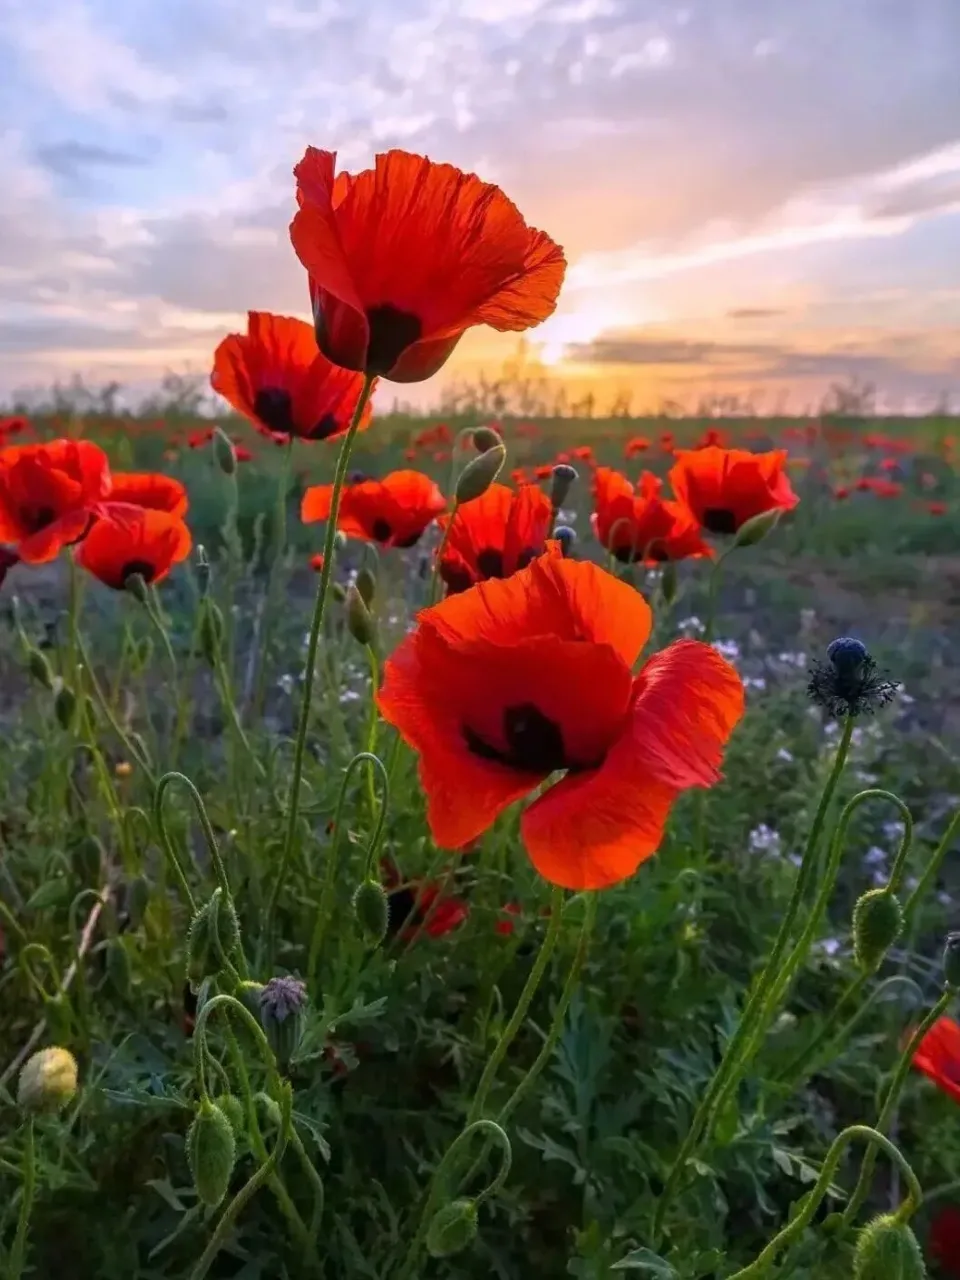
[610,1248,677,1275]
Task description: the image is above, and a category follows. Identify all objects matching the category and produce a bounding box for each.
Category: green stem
[75,632,156,785]
[267,377,375,947]
[903,803,960,932]
[251,438,294,720]
[429,499,458,605]
[154,772,234,915]
[653,715,855,1242]
[727,1125,921,1280]
[841,987,952,1226]
[7,1119,35,1280]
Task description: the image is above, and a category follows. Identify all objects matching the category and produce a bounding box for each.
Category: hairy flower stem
[267,376,375,952]
[727,1125,921,1280]
[653,715,855,1242]
[841,988,952,1226]
[251,439,294,720]
[7,1119,36,1280]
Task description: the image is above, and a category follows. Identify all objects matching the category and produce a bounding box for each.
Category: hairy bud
[455,444,506,504]
[215,1093,246,1140]
[212,426,237,476]
[472,425,502,453]
[731,508,782,549]
[426,1199,479,1259]
[259,976,308,1070]
[852,889,903,972]
[54,684,77,731]
[17,1047,79,1114]
[353,879,389,948]
[345,583,377,648]
[187,1099,236,1207]
[852,1214,925,1280]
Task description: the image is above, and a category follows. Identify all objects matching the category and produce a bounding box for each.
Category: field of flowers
[2,146,960,1280]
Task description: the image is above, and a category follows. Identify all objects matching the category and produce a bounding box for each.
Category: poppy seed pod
[426,1198,479,1258]
[808,637,898,718]
[17,1046,79,1114]
[553,525,576,556]
[212,427,237,476]
[187,1099,236,1207]
[353,878,389,947]
[345,582,377,648]
[259,976,308,1070]
[54,683,77,731]
[549,463,578,510]
[852,1214,925,1280]
[472,426,502,454]
[852,888,903,972]
[730,507,782,549]
[356,565,377,606]
[455,444,507,505]
[944,932,960,990]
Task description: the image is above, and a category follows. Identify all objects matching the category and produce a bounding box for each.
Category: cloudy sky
[3,0,960,413]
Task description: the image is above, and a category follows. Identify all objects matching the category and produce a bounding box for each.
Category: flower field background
[2,148,960,1280]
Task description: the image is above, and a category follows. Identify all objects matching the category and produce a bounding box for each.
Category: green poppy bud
[106,938,132,998]
[215,1093,246,1141]
[356,565,377,606]
[455,444,506,504]
[852,889,903,972]
[259,976,307,1071]
[426,1199,479,1259]
[944,931,960,990]
[27,647,54,690]
[54,683,77,731]
[186,889,240,988]
[852,1214,925,1280]
[17,1046,79,1114]
[236,979,267,1020]
[549,463,578,510]
[472,426,502,453]
[187,1098,236,1207]
[731,508,782,550]
[212,426,237,476]
[353,879,389,948]
[254,1090,282,1131]
[198,599,224,667]
[345,583,377,648]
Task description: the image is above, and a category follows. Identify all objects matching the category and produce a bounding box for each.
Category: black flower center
[371,517,393,542]
[253,387,296,436]
[121,558,157,586]
[307,413,339,441]
[24,504,56,533]
[441,565,474,595]
[702,507,738,535]
[476,548,505,579]
[365,305,423,376]
[464,702,570,774]
[515,546,539,570]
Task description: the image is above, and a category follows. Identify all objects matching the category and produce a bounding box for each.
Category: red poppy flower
[696,427,729,450]
[212,311,374,442]
[510,467,529,486]
[927,501,948,516]
[593,468,712,564]
[495,902,522,936]
[668,445,799,535]
[380,861,469,940]
[187,428,214,449]
[289,148,565,382]
[833,486,850,500]
[570,445,594,464]
[302,469,445,547]
[438,482,557,594]
[534,463,554,480]
[624,435,650,458]
[109,472,188,517]
[913,1016,960,1104]
[234,444,254,463]
[377,557,744,890]
[0,439,111,563]
[310,552,325,572]
[930,1205,960,1276]
[0,416,29,439]
[76,507,191,590]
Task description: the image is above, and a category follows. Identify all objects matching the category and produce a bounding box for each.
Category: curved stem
[841,987,952,1226]
[903,803,960,931]
[7,1119,36,1280]
[429,500,458,604]
[267,376,375,945]
[75,631,155,785]
[653,715,855,1242]
[727,1125,922,1280]
[155,772,233,907]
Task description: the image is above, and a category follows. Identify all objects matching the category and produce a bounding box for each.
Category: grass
[0,397,959,1279]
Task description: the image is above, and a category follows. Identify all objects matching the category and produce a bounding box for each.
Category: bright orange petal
[301,485,334,523]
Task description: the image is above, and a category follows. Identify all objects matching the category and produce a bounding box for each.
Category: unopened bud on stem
[455,444,506,504]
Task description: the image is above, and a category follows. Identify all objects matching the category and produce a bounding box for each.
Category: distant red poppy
[927,501,948,516]
[0,416,29,439]
[289,148,565,382]
[533,463,554,480]
[833,486,850,500]
[438,483,557,594]
[187,428,214,449]
[593,468,712,564]
[310,552,325,572]
[668,446,799,535]
[212,311,374,442]
[377,557,744,890]
[495,902,523,936]
[0,439,111,563]
[76,507,191,590]
[913,1016,960,1104]
[0,546,19,587]
[234,444,254,463]
[381,861,468,941]
[510,467,529,486]
[109,472,188,518]
[302,469,446,547]
[696,426,728,450]
[570,445,594,464]
[930,1205,960,1276]
[624,435,650,458]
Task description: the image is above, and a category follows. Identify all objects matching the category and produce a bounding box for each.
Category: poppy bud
[731,508,782,549]
[215,1092,246,1140]
[237,979,267,1020]
[195,545,212,598]
[187,1098,236,1207]
[187,889,241,988]
[553,525,576,557]
[549,463,578,510]
[852,889,903,971]
[332,581,347,602]
[125,874,151,930]
[944,932,960,989]
[345,583,377,648]
[254,1090,282,1131]
[72,835,104,885]
[106,938,132,998]
[17,1046,78,1114]
[455,444,506,504]
[333,530,349,553]
[356,566,377,606]
[426,1198,479,1259]
[660,560,678,605]
[472,426,502,453]
[353,879,389,948]
[198,599,224,666]
[54,684,77,731]
[259,976,307,1070]
[852,1214,925,1280]
[212,427,237,476]
[27,647,54,690]
[125,572,150,605]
